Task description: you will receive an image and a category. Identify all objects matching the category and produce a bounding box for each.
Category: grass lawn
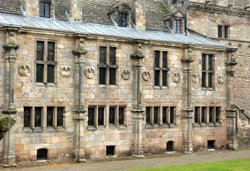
[134,159,250,171]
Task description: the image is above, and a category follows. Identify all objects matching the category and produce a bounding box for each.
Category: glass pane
[35,107,42,127]
[47,65,55,83]
[24,107,31,127]
[218,25,223,38]
[202,55,206,71]
[99,68,106,85]
[154,70,160,86]
[47,107,53,127]
[119,12,127,27]
[119,107,125,125]
[209,107,213,123]
[98,107,104,126]
[57,107,64,127]
[216,107,221,123]
[162,71,168,86]
[109,107,115,124]
[154,107,159,124]
[88,107,95,126]
[162,107,167,124]
[208,73,213,88]
[202,72,206,88]
[208,56,213,71]
[162,51,168,68]
[109,68,116,85]
[44,2,50,18]
[109,47,116,65]
[201,107,206,123]
[224,26,229,38]
[170,107,175,124]
[176,20,180,33]
[154,51,160,67]
[48,42,55,61]
[100,47,106,64]
[146,107,150,124]
[37,41,44,61]
[195,107,199,123]
[39,2,44,17]
[36,64,44,83]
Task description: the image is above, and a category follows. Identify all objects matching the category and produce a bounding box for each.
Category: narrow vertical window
[109,47,116,85]
[218,25,230,39]
[202,54,206,88]
[208,55,213,88]
[202,54,214,88]
[109,107,116,125]
[162,51,168,86]
[209,107,214,123]
[47,107,54,127]
[39,1,50,18]
[57,107,64,127]
[47,42,55,83]
[170,107,175,124]
[35,107,42,127]
[216,107,221,123]
[119,107,125,125]
[218,25,223,38]
[36,41,44,83]
[99,47,107,85]
[224,26,230,38]
[118,12,128,27]
[98,107,104,126]
[194,107,199,123]
[154,51,160,86]
[88,107,95,126]
[162,107,167,124]
[146,107,151,125]
[154,107,159,124]
[24,107,32,128]
[201,107,207,123]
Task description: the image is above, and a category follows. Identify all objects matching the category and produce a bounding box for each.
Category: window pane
[119,107,125,125]
[194,107,199,123]
[47,65,55,83]
[201,107,206,123]
[119,12,128,27]
[208,56,213,71]
[216,107,221,123]
[202,55,206,71]
[109,68,116,85]
[162,71,168,86]
[209,107,214,123]
[154,107,159,124]
[224,26,229,38]
[208,73,213,88]
[57,107,64,127]
[39,2,45,17]
[100,47,106,64]
[37,41,44,61]
[88,107,95,126]
[170,107,175,124]
[154,70,160,86]
[176,19,181,33]
[36,64,44,83]
[35,107,42,127]
[162,51,168,68]
[48,42,55,61]
[47,107,54,127]
[98,107,104,126]
[162,107,167,124]
[24,107,31,128]
[202,72,206,88]
[109,107,115,125]
[146,107,151,124]
[154,51,160,68]
[218,25,223,38]
[99,68,106,85]
[44,2,50,18]
[109,47,116,65]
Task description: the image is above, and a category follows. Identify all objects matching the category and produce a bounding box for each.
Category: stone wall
[0,0,21,14]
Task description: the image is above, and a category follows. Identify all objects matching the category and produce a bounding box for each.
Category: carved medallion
[18,65,31,76]
[192,73,199,83]
[172,72,181,83]
[142,71,151,81]
[60,66,71,78]
[217,75,224,84]
[85,68,95,79]
[121,69,130,80]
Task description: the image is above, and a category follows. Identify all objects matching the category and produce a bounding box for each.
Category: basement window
[207,140,215,149]
[106,146,115,156]
[37,148,48,160]
[166,141,174,151]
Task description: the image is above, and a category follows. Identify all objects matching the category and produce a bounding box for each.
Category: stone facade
[0,0,247,166]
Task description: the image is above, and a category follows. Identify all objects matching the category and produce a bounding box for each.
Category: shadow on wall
[0,116,16,140]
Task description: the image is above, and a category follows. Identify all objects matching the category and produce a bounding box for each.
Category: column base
[2,162,17,168]
[183,144,193,154]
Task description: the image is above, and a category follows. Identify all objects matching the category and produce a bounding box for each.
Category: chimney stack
[134,0,146,30]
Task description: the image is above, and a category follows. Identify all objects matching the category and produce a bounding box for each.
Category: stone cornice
[187,2,250,18]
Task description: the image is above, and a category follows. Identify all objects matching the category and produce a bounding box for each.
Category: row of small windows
[23,106,64,129]
[194,106,221,126]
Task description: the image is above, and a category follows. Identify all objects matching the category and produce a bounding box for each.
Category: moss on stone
[0,116,16,131]
[159,2,169,17]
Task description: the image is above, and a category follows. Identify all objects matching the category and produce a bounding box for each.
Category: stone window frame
[23,106,65,131]
[87,105,127,130]
[201,53,215,90]
[193,106,222,127]
[218,25,230,39]
[145,106,176,129]
[153,50,169,88]
[35,39,57,86]
[39,0,55,18]
[98,45,118,86]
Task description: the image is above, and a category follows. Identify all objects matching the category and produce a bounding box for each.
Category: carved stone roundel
[217,75,224,84]
[121,69,130,80]
[142,71,151,81]
[192,73,199,83]
[85,68,95,79]
[172,72,181,83]
[18,65,31,76]
[60,66,71,78]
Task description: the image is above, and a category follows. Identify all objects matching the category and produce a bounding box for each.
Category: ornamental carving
[6,32,17,46]
[217,75,224,84]
[172,72,181,83]
[85,68,95,79]
[142,71,151,81]
[192,73,199,83]
[121,69,130,80]
[18,65,31,76]
[60,66,71,78]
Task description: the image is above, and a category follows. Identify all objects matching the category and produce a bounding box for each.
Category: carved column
[72,35,87,162]
[131,43,144,157]
[225,48,238,150]
[2,27,19,167]
[181,46,194,154]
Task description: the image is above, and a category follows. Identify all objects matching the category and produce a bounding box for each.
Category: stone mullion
[159,106,163,126]
[106,105,109,128]
[54,107,57,129]
[31,107,35,129]
[115,106,119,128]
[42,107,47,130]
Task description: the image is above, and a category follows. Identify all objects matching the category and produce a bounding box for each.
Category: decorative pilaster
[225,48,238,150]
[72,35,87,162]
[2,27,19,167]
[181,45,194,154]
[131,43,145,157]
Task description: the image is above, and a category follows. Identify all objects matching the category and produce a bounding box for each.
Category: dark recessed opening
[207,140,215,149]
[37,148,48,160]
[166,141,174,152]
[106,146,115,156]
